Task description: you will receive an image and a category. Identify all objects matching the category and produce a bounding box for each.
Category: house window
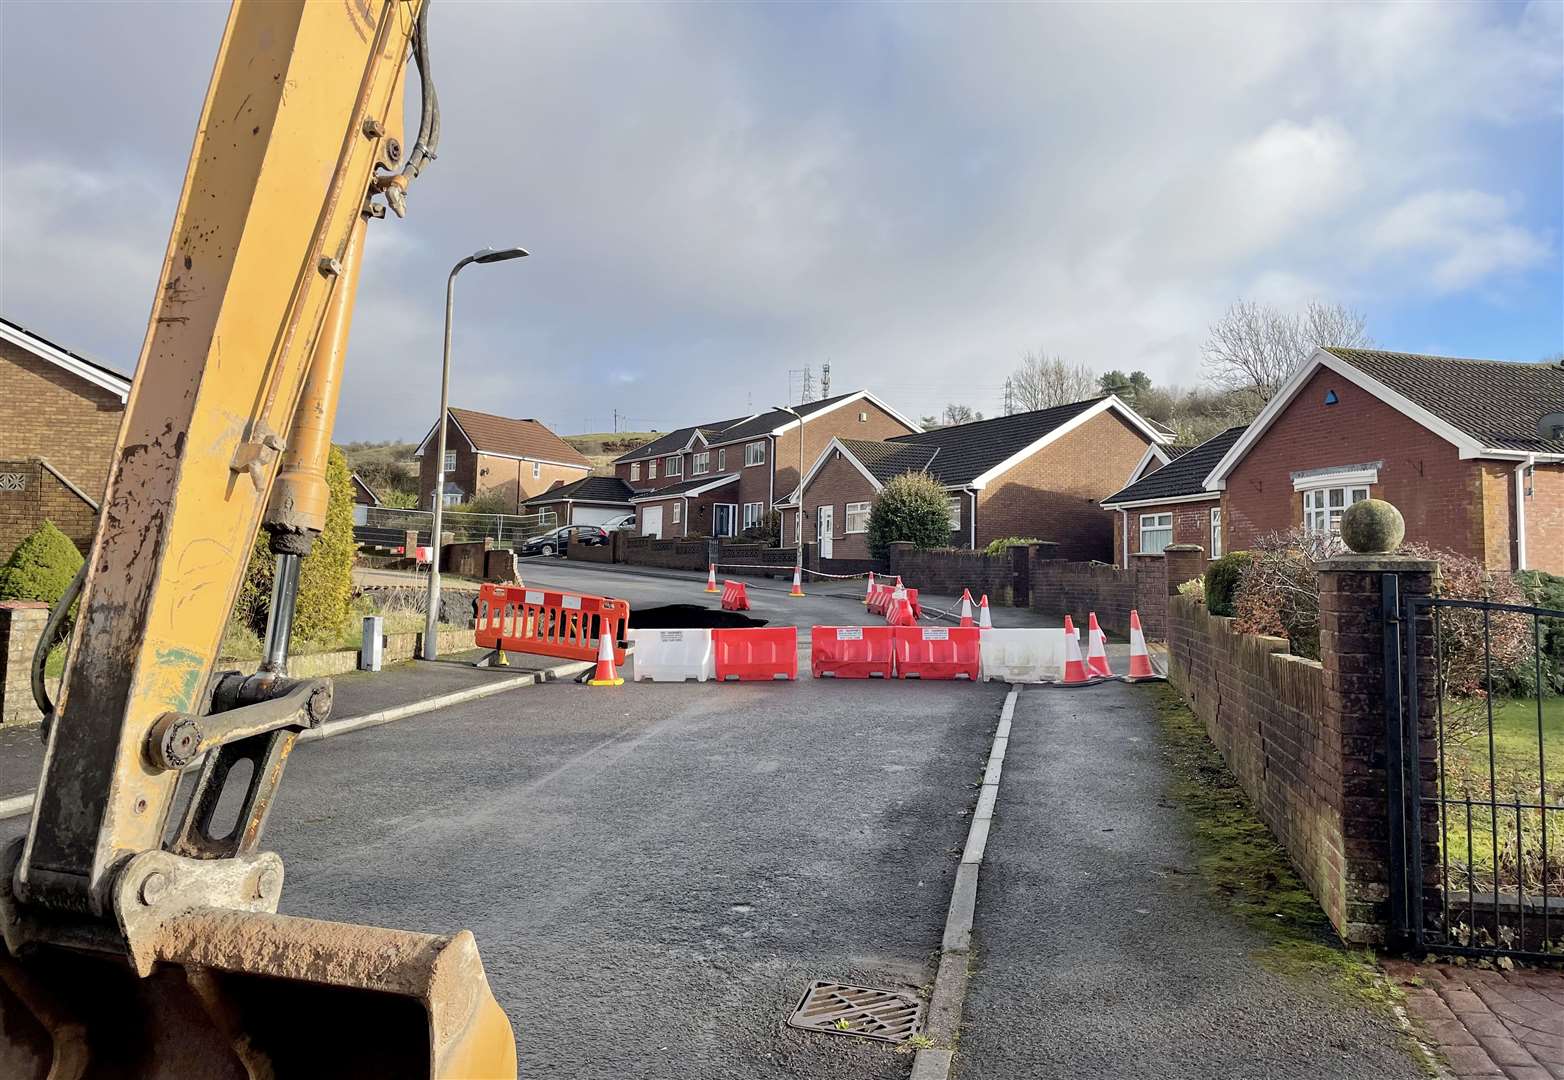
[532,461,541,480]
[672,501,681,525]
[442,491,462,507]
[1303,485,1369,535]
[442,450,456,473]
[666,456,683,478]
[649,459,657,479]
[947,496,962,529]
[630,462,640,482]
[1139,513,1173,554]
[1210,507,1223,559]
[745,441,766,466]
[845,501,871,533]
[858,411,869,422]
[693,451,710,476]
[742,501,765,530]
[717,448,726,471]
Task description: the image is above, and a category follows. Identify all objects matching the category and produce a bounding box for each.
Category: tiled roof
[628,473,740,501]
[1101,426,1247,506]
[430,408,592,467]
[884,398,1106,486]
[523,475,635,506]
[1323,348,1564,454]
[708,392,863,444]
[837,438,940,485]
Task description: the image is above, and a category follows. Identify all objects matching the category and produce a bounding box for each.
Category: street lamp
[424,246,529,660]
[774,404,806,572]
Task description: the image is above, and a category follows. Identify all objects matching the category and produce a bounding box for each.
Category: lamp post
[774,404,806,571]
[424,246,529,660]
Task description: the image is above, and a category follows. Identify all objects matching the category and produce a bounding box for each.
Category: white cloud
[1369,190,1552,292]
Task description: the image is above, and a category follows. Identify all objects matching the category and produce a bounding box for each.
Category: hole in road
[626,604,767,630]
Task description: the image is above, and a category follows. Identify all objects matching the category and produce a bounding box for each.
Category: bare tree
[940,403,983,427]
[1011,349,1099,411]
[1202,300,1371,402]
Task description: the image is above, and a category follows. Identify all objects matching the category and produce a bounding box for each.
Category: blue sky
[2,1,1560,440]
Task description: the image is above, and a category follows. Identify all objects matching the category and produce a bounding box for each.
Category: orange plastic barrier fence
[713,626,798,681]
[475,583,628,665]
[867,584,894,615]
[892,625,980,680]
[810,626,895,679]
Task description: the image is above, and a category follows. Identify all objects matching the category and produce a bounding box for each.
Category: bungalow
[522,474,636,528]
[414,407,592,512]
[1100,426,1248,566]
[1205,348,1563,574]
[789,396,1169,561]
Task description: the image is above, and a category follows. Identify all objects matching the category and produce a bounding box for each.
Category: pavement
[951,680,1427,1080]
[1386,960,1564,1079]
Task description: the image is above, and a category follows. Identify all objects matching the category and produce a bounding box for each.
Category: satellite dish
[1542,411,1564,439]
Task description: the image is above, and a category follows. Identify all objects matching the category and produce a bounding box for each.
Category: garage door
[572,505,628,526]
[641,506,662,538]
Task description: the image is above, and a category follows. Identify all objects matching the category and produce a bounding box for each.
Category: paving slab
[1385,960,1564,1079]
[952,680,1425,1080]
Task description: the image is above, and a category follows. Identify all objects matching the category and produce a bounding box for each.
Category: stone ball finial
[1340,498,1405,554]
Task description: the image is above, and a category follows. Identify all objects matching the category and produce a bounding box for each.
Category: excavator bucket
[1,909,516,1079]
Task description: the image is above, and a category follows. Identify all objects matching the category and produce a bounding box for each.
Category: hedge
[1204,550,1251,617]
[867,472,954,560]
[0,520,83,608]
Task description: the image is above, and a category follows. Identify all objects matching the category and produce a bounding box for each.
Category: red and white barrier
[720,579,750,611]
[978,627,1080,683]
[893,625,980,680]
[811,625,895,679]
[714,626,798,681]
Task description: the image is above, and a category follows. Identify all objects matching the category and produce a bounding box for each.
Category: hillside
[564,431,658,472]
[339,440,419,507]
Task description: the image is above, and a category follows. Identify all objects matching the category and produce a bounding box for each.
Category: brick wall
[1,602,49,727]
[1114,498,1221,567]
[418,419,476,509]
[475,453,587,509]
[1521,462,1563,576]
[773,398,916,509]
[0,459,101,559]
[885,545,1018,604]
[977,410,1149,559]
[1028,556,1167,640]
[797,450,879,559]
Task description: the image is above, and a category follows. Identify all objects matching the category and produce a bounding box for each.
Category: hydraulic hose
[31,560,87,738]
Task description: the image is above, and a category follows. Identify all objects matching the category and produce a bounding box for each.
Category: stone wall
[1,602,48,727]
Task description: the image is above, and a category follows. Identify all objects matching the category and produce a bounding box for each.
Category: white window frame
[714,502,737,537]
[845,501,871,534]
[717,448,726,471]
[947,496,962,529]
[744,441,766,467]
[1139,512,1173,555]
[442,450,456,473]
[1209,507,1223,559]
[665,456,683,478]
[532,460,541,480]
[1302,485,1369,536]
[630,462,641,482]
[742,501,765,530]
[671,501,681,525]
[441,491,462,507]
[693,451,710,476]
[649,458,657,480]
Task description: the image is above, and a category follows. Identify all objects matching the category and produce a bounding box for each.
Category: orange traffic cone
[1061,615,1089,685]
[978,594,993,630]
[1125,610,1159,681]
[705,564,720,593]
[789,563,806,598]
[864,571,876,604]
[1086,612,1114,679]
[588,631,623,686]
[959,589,974,627]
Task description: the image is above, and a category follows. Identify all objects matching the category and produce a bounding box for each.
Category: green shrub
[1177,577,1205,600]
[982,536,1042,557]
[447,490,512,517]
[1204,551,1251,617]
[0,520,83,608]
[866,472,955,560]
[1515,569,1564,695]
[236,446,357,646]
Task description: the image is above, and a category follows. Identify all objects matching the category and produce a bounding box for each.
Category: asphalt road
[953,681,1423,1080]
[266,674,1006,1079]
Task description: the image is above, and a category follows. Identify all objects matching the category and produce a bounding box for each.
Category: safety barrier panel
[978,627,1078,683]
[810,626,895,679]
[628,628,714,682]
[713,626,798,681]
[475,583,628,665]
[892,625,980,680]
[720,580,750,611]
[867,583,894,615]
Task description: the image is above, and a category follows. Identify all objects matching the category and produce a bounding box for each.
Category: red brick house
[611,390,920,538]
[789,396,1169,561]
[1204,348,1563,574]
[0,317,132,558]
[414,407,592,512]
[1100,426,1248,566]
[522,475,636,528]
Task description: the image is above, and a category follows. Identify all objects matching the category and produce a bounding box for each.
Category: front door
[817,505,833,559]
[714,503,736,538]
[642,506,663,539]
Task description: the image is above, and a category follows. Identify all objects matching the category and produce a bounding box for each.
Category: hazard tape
[711,561,871,581]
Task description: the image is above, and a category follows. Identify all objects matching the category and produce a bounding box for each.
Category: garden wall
[885,544,1017,604]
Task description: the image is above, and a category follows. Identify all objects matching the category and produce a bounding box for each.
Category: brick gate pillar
[1316,550,1437,945]
[1,601,50,727]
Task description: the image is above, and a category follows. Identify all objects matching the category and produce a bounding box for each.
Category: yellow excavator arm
[0,3,517,1076]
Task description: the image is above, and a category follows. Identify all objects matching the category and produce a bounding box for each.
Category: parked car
[520,524,608,557]
[605,513,636,531]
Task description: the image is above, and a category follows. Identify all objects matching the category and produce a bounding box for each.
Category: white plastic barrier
[979,627,1080,683]
[628,628,715,682]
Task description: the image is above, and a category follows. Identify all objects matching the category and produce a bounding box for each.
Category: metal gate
[1386,580,1562,960]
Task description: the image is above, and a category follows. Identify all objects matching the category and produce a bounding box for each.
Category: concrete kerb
[915,683,1018,1080]
[0,658,592,821]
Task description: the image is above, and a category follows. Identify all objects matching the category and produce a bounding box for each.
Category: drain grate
[786,980,924,1044]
